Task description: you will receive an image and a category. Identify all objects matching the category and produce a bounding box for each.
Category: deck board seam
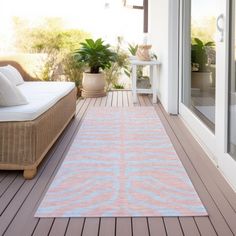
[31,218,40,236]
[146,217,151,236]
[63,219,70,236]
[153,101,234,235]
[0,174,18,198]
[177,217,185,236]
[0,177,25,216]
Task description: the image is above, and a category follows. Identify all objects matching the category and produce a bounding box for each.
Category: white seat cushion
[0,72,28,107]
[0,65,24,86]
[0,81,75,121]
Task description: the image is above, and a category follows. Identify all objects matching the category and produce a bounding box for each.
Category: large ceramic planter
[81,72,106,98]
[191,71,212,91]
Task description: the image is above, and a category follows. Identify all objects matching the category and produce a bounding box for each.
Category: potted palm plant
[191,38,215,91]
[74,38,116,98]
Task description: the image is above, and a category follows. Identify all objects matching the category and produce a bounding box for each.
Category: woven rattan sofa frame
[0,61,76,179]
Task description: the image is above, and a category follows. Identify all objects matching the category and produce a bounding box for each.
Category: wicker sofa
[0,61,76,179]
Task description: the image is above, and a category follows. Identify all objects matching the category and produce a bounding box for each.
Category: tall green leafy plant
[74,38,117,73]
[62,53,84,87]
[191,38,215,72]
[125,43,143,79]
[105,37,129,89]
[128,44,138,56]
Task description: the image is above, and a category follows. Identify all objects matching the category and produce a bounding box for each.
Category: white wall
[149,0,179,114]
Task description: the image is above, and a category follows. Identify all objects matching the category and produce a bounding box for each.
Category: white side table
[131,59,161,103]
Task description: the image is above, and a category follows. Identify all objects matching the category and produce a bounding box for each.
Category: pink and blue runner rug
[35,107,207,217]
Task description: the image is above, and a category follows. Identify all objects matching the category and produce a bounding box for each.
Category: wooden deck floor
[0,91,236,236]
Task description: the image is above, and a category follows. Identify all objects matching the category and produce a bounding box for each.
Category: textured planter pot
[136,45,152,61]
[137,77,151,89]
[82,72,106,98]
[191,72,212,91]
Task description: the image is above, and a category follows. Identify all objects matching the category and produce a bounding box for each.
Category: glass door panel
[182,0,219,132]
[229,0,236,159]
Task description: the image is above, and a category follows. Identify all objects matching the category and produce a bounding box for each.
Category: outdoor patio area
[0,91,235,236]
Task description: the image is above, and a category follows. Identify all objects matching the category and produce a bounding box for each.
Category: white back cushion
[0,72,28,106]
[0,65,24,86]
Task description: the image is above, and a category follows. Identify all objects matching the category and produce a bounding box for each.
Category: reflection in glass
[182,0,217,132]
[229,2,236,159]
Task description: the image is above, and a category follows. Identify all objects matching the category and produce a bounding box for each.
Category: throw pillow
[0,65,24,86]
[0,72,28,106]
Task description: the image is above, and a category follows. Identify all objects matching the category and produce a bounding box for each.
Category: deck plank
[32,218,54,236]
[162,111,236,234]
[112,91,118,107]
[148,218,166,236]
[132,218,149,236]
[123,91,129,107]
[118,91,123,107]
[169,113,236,233]
[0,173,17,197]
[127,91,134,107]
[138,94,146,106]
[194,217,217,236]
[153,102,235,236]
[179,217,200,236]
[82,218,100,236]
[100,94,108,107]
[106,91,113,107]
[94,97,102,107]
[163,218,183,236]
[0,171,8,182]
[48,218,69,236]
[0,176,25,214]
[116,218,132,236]
[99,217,115,236]
[143,95,153,106]
[65,218,84,236]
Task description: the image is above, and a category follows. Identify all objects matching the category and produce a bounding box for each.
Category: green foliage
[13,17,90,53]
[62,53,84,87]
[126,65,144,79]
[104,37,129,89]
[113,83,125,89]
[28,29,90,53]
[12,17,89,88]
[128,44,138,56]
[74,38,117,73]
[191,38,215,72]
[126,43,146,79]
[35,52,59,81]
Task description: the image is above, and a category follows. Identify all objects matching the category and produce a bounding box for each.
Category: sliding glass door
[180,0,236,189]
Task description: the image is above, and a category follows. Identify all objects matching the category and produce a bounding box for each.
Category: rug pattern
[35,107,207,217]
